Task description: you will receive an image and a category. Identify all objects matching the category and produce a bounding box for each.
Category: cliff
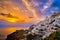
[6,13,60,40]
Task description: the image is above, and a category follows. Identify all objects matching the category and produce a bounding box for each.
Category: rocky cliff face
[29,13,60,40]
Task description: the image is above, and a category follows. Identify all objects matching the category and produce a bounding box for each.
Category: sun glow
[5,18,19,23]
[7,18,17,23]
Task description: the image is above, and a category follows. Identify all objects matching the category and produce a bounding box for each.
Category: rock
[6,30,27,40]
[29,12,60,40]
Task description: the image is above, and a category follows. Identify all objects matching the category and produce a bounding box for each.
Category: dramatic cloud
[0,0,60,28]
[0,0,42,24]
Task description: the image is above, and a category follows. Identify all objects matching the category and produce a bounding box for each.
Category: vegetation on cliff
[45,30,60,40]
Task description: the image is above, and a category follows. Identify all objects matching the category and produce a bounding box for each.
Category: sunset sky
[0,0,60,39]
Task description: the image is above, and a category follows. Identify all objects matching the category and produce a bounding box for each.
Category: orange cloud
[0,0,42,24]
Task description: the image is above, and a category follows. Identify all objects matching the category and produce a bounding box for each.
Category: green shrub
[45,30,60,40]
